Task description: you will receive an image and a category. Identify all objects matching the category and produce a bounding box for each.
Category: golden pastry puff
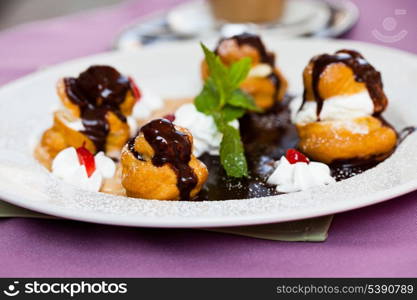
[296,49,397,164]
[121,119,208,200]
[302,49,388,113]
[36,65,139,168]
[201,33,288,110]
[37,109,130,168]
[297,117,397,164]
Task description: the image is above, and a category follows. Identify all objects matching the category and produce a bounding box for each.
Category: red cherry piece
[286,149,310,164]
[163,114,176,122]
[76,146,96,177]
[128,76,141,101]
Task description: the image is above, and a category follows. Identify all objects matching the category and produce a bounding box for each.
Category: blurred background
[0,0,414,70]
[0,0,122,30]
[0,0,360,44]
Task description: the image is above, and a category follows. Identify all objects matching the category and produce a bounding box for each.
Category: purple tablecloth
[0,0,416,277]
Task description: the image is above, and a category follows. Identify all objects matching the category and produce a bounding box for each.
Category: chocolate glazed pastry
[294,49,400,176]
[141,119,198,200]
[301,49,387,119]
[64,65,133,152]
[215,33,281,99]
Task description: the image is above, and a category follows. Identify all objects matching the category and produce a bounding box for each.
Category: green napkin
[0,200,332,242]
[0,201,57,219]
[205,216,333,242]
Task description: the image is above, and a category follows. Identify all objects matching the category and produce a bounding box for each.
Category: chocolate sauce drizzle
[303,49,387,119]
[64,65,132,152]
[215,33,281,99]
[141,119,198,200]
[231,33,275,66]
[127,137,143,161]
[398,126,417,144]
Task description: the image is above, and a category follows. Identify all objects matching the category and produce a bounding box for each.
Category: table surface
[0,0,416,277]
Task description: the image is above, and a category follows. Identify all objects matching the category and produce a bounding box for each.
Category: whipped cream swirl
[174,103,239,157]
[291,91,374,125]
[52,147,116,192]
[248,63,273,78]
[65,119,84,131]
[267,156,335,193]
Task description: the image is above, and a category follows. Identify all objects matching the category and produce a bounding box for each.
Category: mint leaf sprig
[194,43,261,178]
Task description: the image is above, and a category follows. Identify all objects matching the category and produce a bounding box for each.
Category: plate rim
[0,178,416,228]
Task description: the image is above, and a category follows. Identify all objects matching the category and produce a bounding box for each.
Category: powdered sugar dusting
[331,120,369,134]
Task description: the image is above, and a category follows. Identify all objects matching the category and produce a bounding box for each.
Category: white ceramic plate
[1,38,417,228]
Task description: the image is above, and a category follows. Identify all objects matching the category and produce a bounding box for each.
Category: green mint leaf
[200,43,229,105]
[194,78,220,114]
[227,90,261,112]
[219,124,248,178]
[228,57,252,88]
[213,112,248,178]
[212,111,226,131]
[212,107,244,127]
[197,43,255,178]
[222,105,246,122]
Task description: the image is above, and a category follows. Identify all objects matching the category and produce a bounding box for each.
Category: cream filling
[291,91,374,125]
[248,63,273,78]
[64,119,84,131]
